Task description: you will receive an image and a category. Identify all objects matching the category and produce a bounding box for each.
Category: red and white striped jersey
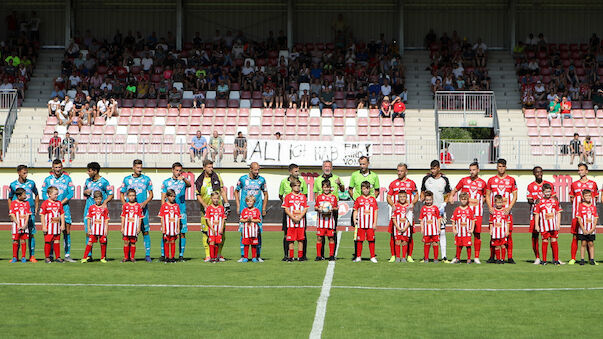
[534,198,561,232]
[282,193,308,228]
[387,178,417,198]
[87,204,109,236]
[40,199,64,235]
[570,179,599,218]
[10,200,30,234]
[577,203,598,235]
[527,180,555,221]
[354,195,378,229]
[315,193,338,229]
[420,205,440,236]
[455,176,487,217]
[489,209,509,239]
[486,175,517,210]
[452,206,475,237]
[158,203,181,236]
[205,204,226,236]
[121,202,143,237]
[240,207,261,238]
[391,203,411,237]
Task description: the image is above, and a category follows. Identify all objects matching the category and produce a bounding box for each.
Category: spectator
[379,96,392,118]
[234,131,247,162]
[61,132,77,162]
[216,79,229,99]
[48,96,60,117]
[547,96,561,125]
[299,89,309,111]
[380,78,392,98]
[569,133,582,165]
[209,130,224,164]
[124,82,136,99]
[193,89,205,110]
[66,109,83,130]
[262,85,274,108]
[48,131,61,162]
[50,86,65,100]
[167,87,183,111]
[0,78,13,90]
[391,96,406,121]
[59,95,73,125]
[96,97,108,118]
[82,102,94,126]
[287,88,297,109]
[310,92,320,108]
[582,136,594,164]
[189,130,208,162]
[319,86,336,113]
[522,89,535,108]
[107,98,119,118]
[534,81,546,101]
[275,132,282,140]
[560,96,572,121]
[274,87,284,109]
[593,85,603,115]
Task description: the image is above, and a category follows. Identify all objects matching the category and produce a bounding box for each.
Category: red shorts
[209,235,223,244]
[317,228,335,237]
[163,234,178,241]
[286,227,305,241]
[474,216,483,233]
[395,234,410,242]
[571,218,579,234]
[541,230,559,240]
[88,235,107,243]
[12,233,29,241]
[455,236,472,247]
[356,228,375,242]
[491,238,507,247]
[242,237,259,245]
[122,235,137,242]
[44,234,60,242]
[422,235,439,243]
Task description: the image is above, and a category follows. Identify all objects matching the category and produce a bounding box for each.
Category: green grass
[1,231,602,338]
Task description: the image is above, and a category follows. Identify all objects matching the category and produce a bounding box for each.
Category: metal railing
[440,139,497,165]
[1,90,18,157]
[435,91,496,117]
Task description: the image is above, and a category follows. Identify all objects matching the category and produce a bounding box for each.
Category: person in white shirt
[380,78,392,97]
[48,96,61,116]
[0,79,13,90]
[472,38,487,51]
[100,80,112,92]
[141,53,154,72]
[68,74,81,89]
[59,95,73,125]
[526,33,537,46]
[97,98,108,117]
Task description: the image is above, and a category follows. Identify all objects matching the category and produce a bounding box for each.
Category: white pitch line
[0,282,321,289]
[331,286,603,292]
[309,230,343,339]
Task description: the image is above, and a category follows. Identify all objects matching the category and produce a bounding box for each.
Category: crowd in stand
[425,30,491,94]
[516,33,603,111]
[1,11,40,99]
[49,29,408,118]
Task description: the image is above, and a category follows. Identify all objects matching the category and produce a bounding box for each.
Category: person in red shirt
[526,166,556,264]
[379,96,392,118]
[534,184,562,265]
[489,195,510,264]
[386,163,418,262]
[391,191,411,262]
[576,190,598,265]
[449,162,486,263]
[314,181,338,261]
[82,191,109,263]
[282,179,309,261]
[240,196,262,262]
[420,191,441,263]
[451,192,475,264]
[205,192,226,263]
[40,186,65,263]
[485,159,518,264]
[568,163,599,264]
[9,188,31,263]
[391,96,406,121]
[121,189,143,263]
[48,131,61,162]
[159,189,181,263]
[353,181,379,263]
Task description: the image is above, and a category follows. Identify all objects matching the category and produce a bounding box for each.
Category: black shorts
[578,234,596,242]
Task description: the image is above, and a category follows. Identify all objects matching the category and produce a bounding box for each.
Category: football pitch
[1,231,602,338]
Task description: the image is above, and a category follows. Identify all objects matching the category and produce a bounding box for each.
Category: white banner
[245,139,372,166]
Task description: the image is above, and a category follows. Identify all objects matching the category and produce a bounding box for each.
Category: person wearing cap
[379,96,392,118]
[534,80,546,101]
[547,95,561,125]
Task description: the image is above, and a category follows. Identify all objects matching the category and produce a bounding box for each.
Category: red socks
[12,242,18,258]
[424,244,430,259]
[316,242,322,257]
[532,234,540,259]
[571,237,578,260]
[170,242,176,259]
[357,242,363,257]
[456,246,462,260]
[394,244,401,258]
[402,244,408,258]
[130,244,136,259]
[100,243,107,259]
[433,245,439,259]
[244,245,249,259]
[124,245,130,260]
[474,237,481,258]
[495,248,501,260]
[251,246,257,258]
[502,247,506,259]
[507,234,513,258]
[328,242,335,257]
[390,236,395,256]
[289,248,294,258]
[53,242,60,258]
[408,237,414,256]
[369,242,375,258]
[552,241,559,261]
[45,242,51,258]
[298,250,303,258]
[542,241,548,262]
[84,244,92,259]
[467,247,472,260]
[21,242,26,258]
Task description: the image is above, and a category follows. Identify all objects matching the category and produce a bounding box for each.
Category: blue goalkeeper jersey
[120,174,153,207]
[8,179,38,214]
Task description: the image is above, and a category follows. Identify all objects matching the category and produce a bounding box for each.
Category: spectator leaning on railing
[48,131,61,162]
[61,132,77,163]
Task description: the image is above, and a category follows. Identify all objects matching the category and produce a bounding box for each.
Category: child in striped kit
[159,189,181,263]
[40,186,65,263]
[353,181,379,263]
[9,188,31,263]
[121,189,143,263]
[420,191,441,263]
[205,191,226,263]
[82,191,110,263]
[489,195,510,264]
[240,195,262,262]
[451,192,475,264]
